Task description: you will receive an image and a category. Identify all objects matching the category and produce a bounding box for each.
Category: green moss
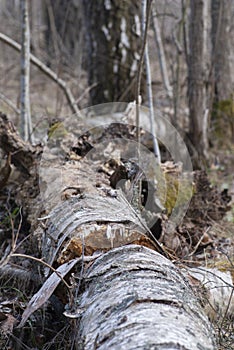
[48,121,68,139]
[212,97,234,148]
[158,172,194,216]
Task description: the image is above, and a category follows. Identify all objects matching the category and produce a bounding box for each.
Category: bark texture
[76,245,216,350]
[188,0,211,163]
[82,0,145,104]
[211,0,234,100]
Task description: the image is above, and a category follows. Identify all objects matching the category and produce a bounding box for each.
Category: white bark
[37,156,216,348]
[20,0,33,143]
[76,245,216,349]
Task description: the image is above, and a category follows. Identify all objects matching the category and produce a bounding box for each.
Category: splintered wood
[57,222,155,264]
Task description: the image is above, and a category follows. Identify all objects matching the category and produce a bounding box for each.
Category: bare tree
[187,0,211,164]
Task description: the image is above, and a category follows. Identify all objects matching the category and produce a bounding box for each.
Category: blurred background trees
[0,0,233,166]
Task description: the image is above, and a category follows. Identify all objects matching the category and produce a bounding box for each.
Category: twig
[181,0,189,67]
[0,92,20,114]
[12,207,23,251]
[135,0,152,135]
[135,0,152,208]
[0,32,82,117]
[11,253,71,290]
[75,82,97,104]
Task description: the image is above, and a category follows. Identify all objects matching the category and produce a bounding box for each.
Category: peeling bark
[75,245,216,350]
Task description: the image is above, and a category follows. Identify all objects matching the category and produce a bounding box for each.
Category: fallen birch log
[74,244,216,350]
[0,112,218,349]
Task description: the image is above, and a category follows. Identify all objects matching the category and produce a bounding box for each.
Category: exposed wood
[0,112,37,174]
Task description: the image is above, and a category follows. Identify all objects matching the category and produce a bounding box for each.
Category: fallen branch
[0,32,81,117]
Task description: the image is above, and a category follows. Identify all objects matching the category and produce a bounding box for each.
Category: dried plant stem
[143,1,161,163]
[135,0,152,139]
[135,0,152,208]
[11,253,71,290]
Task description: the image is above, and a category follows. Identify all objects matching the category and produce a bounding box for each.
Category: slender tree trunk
[20,0,33,143]
[211,0,234,101]
[30,0,46,56]
[188,0,211,164]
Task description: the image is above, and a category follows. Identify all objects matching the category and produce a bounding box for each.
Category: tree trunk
[188,0,211,164]
[82,0,145,104]
[211,0,234,101]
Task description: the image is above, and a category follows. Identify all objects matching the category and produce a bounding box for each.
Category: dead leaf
[17,259,79,328]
